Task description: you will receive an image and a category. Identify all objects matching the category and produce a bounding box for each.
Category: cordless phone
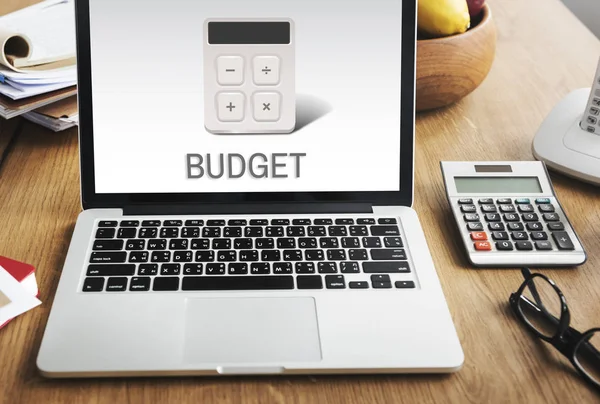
[580,59,600,134]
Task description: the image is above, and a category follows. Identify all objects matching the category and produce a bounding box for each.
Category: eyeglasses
[509,268,600,390]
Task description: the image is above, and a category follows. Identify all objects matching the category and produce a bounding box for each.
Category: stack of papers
[0,0,77,119]
[23,95,78,131]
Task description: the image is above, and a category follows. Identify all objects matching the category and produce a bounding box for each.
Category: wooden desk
[1,0,600,402]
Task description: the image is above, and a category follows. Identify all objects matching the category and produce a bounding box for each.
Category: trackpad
[183,297,322,364]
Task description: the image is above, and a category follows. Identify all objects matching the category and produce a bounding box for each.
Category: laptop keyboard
[83,217,416,292]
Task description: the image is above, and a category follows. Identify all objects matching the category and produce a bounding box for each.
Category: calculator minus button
[217,56,244,85]
[470,232,488,241]
[474,241,492,251]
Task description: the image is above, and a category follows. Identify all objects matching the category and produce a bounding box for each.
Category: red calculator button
[470,232,488,241]
[474,241,492,251]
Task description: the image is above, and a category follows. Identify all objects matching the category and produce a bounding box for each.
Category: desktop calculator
[441,161,586,268]
[581,59,600,134]
[203,19,296,134]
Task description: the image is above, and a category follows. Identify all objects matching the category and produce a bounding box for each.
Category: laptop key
[90,252,127,263]
[318,262,337,273]
[106,277,128,292]
[93,240,124,250]
[372,281,392,289]
[307,226,326,236]
[395,281,415,289]
[202,227,221,238]
[295,262,315,274]
[233,238,253,249]
[182,227,200,238]
[340,262,360,273]
[335,219,354,225]
[95,228,116,239]
[250,263,270,275]
[117,228,137,239]
[195,251,214,262]
[161,264,180,275]
[245,227,263,237]
[153,277,179,291]
[141,220,161,227]
[297,275,323,289]
[319,238,339,248]
[87,264,135,276]
[357,218,376,225]
[249,219,268,225]
[138,264,158,276]
[325,275,346,289]
[164,220,183,227]
[261,250,281,261]
[328,226,347,236]
[350,226,368,236]
[349,281,369,289]
[206,263,226,275]
[120,220,139,227]
[129,251,149,263]
[185,220,204,226]
[370,226,400,236]
[292,219,311,225]
[348,249,369,260]
[378,218,398,225]
[139,228,158,239]
[271,219,290,225]
[183,275,294,291]
[283,250,303,261]
[266,226,284,237]
[152,251,171,262]
[305,249,324,261]
[170,239,189,250]
[130,277,151,291]
[173,251,193,262]
[239,250,258,261]
[298,238,318,249]
[125,239,145,250]
[82,277,105,292]
[228,219,247,226]
[273,262,293,274]
[256,238,275,249]
[314,219,333,225]
[371,249,407,260]
[212,238,231,249]
[224,227,242,237]
[229,263,248,275]
[148,239,167,250]
[363,237,382,248]
[341,237,360,248]
[363,262,411,273]
[207,220,225,226]
[287,226,306,237]
[160,228,179,238]
[191,239,210,250]
[327,249,347,261]
[98,221,118,228]
[183,264,203,275]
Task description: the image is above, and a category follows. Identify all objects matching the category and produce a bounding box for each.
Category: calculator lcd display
[454,177,542,193]
[208,22,291,44]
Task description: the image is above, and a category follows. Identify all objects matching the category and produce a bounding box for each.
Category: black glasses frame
[509,267,600,390]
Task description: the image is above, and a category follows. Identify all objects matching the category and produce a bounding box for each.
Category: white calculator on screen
[441,161,586,268]
[203,19,296,134]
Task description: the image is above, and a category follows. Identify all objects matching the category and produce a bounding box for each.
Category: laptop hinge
[123,203,374,216]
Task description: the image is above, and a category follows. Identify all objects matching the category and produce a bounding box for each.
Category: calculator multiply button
[543,213,560,222]
[217,56,244,85]
[253,56,280,85]
[552,231,575,250]
[217,92,245,122]
[253,92,281,122]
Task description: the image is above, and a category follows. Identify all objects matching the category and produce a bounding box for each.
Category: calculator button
[587,116,597,125]
[479,198,494,204]
[511,232,528,240]
[485,213,501,222]
[217,92,245,122]
[474,241,492,251]
[543,213,560,222]
[253,56,280,85]
[548,222,565,231]
[481,205,497,213]
[526,222,543,231]
[458,198,473,204]
[499,205,516,213]
[488,222,505,231]
[535,241,553,251]
[552,231,575,250]
[593,98,600,107]
[590,107,600,116]
[515,198,531,204]
[538,204,555,213]
[535,198,551,204]
[522,213,539,222]
[467,222,484,231]
[518,204,534,213]
[497,198,512,204]
[217,56,244,86]
[492,231,509,241]
[503,213,519,222]
[516,241,534,251]
[464,214,480,222]
[531,232,548,240]
[460,205,477,213]
[496,241,514,251]
[586,126,596,133]
[508,222,525,231]
[253,92,281,122]
[470,232,488,241]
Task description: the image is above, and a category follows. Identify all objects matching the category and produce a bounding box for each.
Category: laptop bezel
[74,0,417,210]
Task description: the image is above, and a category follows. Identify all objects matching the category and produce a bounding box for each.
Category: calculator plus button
[538,204,555,213]
[548,222,565,231]
[481,205,497,213]
[217,92,245,122]
[543,213,560,222]
[518,204,534,213]
[526,222,543,231]
[511,231,528,241]
[535,198,551,204]
[488,222,505,231]
[508,222,525,231]
[515,198,531,204]
[461,205,477,213]
[458,198,473,204]
[485,213,501,222]
[516,241,534,251]
[479,198,494,204]
[253,92,281,122]
[470,232,488,241]
[253,56,280,85]
[535,241,553,251]
[217,56,244,85]
[552,232,575,250]
[497,198,512,204]
[474,241,492,251]
[496,241,514,251]
[467,222,484,231]
[492,231,509,241]
[522,213,539,222]
[464,214,480,222]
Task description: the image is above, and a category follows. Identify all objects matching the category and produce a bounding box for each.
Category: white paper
[0,79,76,100]
[0,265,41,326]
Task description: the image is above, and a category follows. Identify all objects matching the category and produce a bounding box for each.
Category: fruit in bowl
[416,0,496,112]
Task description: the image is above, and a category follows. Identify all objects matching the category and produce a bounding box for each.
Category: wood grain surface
[1,0,600,403]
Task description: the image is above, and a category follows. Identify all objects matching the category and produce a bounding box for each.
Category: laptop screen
[88,0,403,195]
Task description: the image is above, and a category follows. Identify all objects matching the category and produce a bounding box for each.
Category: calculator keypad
[457,198,576,253]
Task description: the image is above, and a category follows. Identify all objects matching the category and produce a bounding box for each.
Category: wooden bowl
[416,4,497,112]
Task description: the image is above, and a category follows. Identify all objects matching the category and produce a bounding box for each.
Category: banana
[418,0,471,38]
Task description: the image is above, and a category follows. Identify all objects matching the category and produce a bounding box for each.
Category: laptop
[36,0,464,377]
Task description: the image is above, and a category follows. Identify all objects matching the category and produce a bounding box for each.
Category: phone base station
[533,88,600,186]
